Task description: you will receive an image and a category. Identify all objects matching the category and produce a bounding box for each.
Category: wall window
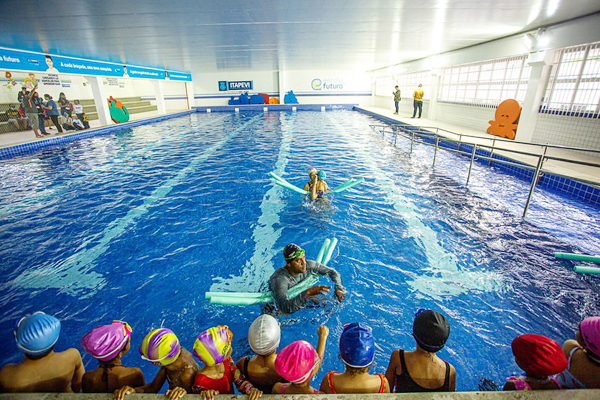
[439,56,530,107]
[396,71,430,101]
[541,42,600,117]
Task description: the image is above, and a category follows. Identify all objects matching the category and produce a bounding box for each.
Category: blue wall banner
[218,80,253,91]
[0,47,192,81]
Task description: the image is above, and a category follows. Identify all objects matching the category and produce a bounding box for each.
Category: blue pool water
[1,110,599,392]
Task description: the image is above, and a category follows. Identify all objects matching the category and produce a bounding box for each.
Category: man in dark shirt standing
[21,85,42,138]
[268,243,345,314]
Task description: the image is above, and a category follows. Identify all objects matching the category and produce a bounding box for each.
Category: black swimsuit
[395,350,450,392]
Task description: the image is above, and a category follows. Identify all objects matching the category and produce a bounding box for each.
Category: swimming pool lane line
[327,114,505,299]
[11,115,262,297]
[0,114,229,218]
[210,113,297,293]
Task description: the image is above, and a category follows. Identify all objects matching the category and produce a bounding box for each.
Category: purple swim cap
[81,321,132,362]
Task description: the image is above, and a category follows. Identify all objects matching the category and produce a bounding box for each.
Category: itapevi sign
[311,77,344,90]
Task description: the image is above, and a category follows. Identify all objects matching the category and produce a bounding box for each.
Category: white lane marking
[12,115,260,297]
[328,115,504,299]
[210,113,297,292]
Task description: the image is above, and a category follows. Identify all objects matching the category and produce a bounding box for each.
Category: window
[395,70,430,101]
[438,55,531,107]
[542,42,600,117]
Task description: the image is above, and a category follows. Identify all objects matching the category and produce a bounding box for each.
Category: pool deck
[1,391,600,400]
[357,106,600,186]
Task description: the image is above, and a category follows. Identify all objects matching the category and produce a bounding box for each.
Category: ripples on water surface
[0,111,598,391]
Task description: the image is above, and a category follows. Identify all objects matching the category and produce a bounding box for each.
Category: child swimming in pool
[0,312,85,393]
[503,333,567,391]
[81,320,145,393]
[113,328,199,400]
[554,316,600,389]
[303,168,329,200]
[272,325,329,395]
[320,322,390,394]
[192,325,262,400]
[236,315,286,393]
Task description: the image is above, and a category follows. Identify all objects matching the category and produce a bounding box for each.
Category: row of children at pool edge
[1,309,599,397]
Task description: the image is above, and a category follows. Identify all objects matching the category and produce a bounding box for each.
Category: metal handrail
[369,123,600,218]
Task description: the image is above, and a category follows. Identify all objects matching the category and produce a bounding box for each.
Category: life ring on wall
[108,96,130,123]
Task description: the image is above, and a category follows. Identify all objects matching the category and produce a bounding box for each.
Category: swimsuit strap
[443,361,450,387]
[377,373,386,393]
[281,383,289,394]
[242,357,250,378]
[568,347,580,369]
[326,371,337,394]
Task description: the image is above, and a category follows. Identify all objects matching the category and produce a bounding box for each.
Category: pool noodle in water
[555,252,600,263]
[206,238,338,305]
[574,266,600,275]
[268,172,309,195]
[327,177,365,194]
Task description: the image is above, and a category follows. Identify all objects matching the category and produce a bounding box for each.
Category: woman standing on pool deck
[303,168,329,200]
[385,310,456,392]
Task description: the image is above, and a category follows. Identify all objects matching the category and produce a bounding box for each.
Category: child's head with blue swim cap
[14,311,61,358]
[318,170,326,180]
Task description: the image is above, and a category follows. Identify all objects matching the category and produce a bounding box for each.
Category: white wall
[281,70,371,106]
[191,71,279,107]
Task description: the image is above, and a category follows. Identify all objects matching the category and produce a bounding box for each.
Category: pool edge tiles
[355,107,600,209]
[0,110,195,160]
[193,104,357,112]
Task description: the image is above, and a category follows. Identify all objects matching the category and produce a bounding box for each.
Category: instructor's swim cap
[14,312,61,356]
[580,316,600,358]
[318,170,326,180]
[193,325,232,366]
[283,243,303,261]
[308,168,317,175]
[275,341,319,384]
[249,315,280,356]
[139,328,181,366]
[81,320,132,362]
[340,322,375,368]
[413,310,450,352]
[511,334,567,377]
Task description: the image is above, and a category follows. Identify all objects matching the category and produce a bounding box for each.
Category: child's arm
[229,357,262,399]
[313,325,329,376]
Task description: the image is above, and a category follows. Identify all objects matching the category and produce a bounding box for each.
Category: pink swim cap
[81,320,132,362]
[580,316,600,358]
[274,340,319,384]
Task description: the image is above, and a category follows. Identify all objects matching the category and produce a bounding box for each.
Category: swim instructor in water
[268,243,346,314]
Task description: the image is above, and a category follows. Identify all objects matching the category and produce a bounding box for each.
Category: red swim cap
[511,333,567,377]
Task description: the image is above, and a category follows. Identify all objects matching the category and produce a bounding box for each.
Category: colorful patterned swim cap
[81,320,132,362]
[139,328,181,366]
[193,325,232,366]
[14,312,61,356]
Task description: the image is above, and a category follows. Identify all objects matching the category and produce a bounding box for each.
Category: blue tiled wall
[355,107,600,209]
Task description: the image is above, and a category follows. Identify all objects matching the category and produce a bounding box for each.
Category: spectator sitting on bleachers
[58,92,72,117]
[72,114,85,130]
[73,100,84,120]
[81,113,90,129]
[61,112,76,131]
[5,104,28,131]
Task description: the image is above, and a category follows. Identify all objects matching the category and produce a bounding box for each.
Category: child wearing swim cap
[320,322,390,394]
[81,320,145,392]
[192,325,262,400]
[0,312,85,393]
[236,315,286,393]
[385,309,456,392]
[272,325,329,394]
[114,327,199,400]
[555,316,600,389]
[503,333,567,390]
[303,168,329,200]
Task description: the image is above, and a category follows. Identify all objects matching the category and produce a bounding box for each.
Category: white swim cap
[308,168,317,175]
[248,314,280,356]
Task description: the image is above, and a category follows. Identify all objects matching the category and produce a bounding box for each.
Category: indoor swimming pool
[0,110,598,391]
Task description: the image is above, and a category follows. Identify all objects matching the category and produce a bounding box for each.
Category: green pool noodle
[574,266,600,275]
[555,252,600,263]
[329,177,365,193]
[327,178,356,193]
[269,172,309,195]
[316,239,331,264]
[322,238,338,265]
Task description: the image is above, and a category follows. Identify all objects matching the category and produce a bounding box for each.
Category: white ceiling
[3,0,600,73]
